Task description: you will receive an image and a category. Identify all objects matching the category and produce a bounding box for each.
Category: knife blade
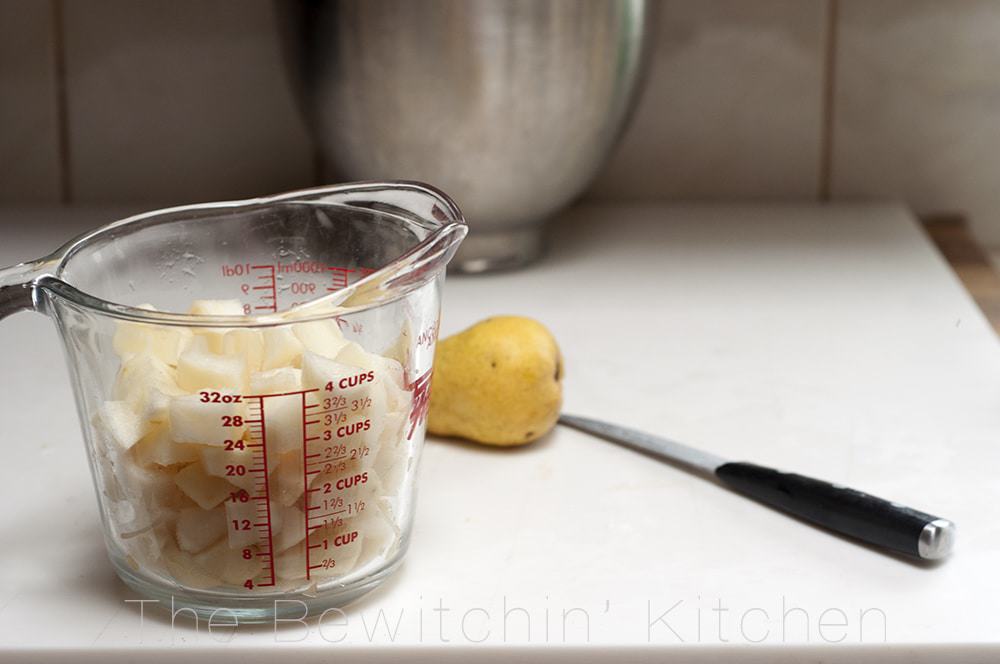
[558,413,955,561]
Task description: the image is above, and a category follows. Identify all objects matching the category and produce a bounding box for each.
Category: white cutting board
[0,204,997,662]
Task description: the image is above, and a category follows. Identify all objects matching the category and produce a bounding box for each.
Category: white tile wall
[589,0,828,200]
[831,0,1000,247]
[61,0,313,205]
[7,0,1000,250]
[0,0,62,201]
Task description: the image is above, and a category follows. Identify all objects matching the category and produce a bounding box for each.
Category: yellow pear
[428,316,563,446]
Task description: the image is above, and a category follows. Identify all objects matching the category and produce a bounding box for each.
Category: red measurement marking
[315,407,347,415]
[327,266,354,291]
[251,264,277,313]
[247,397,276,587]
[310,510,346,520]
[333,316,364,335]
[301,391,312,580]
[406,368,433,440]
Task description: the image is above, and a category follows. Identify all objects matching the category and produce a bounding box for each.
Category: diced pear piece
[379,408,407,448]
[188,299,246,353]
[274,504,306,552]
[176,347,247,393]
[168,392,246,445]
[381,319,411,367]
[199,444,260,492]
[273,452,305,506]
[132,424,200,468]
[162,539,221,588]
[302,352,383,462]
[116,462,186,513]
[309,466,381,513]
[113,354,184,423]
[112,304,192,366]
[110,462,183,536]
[302,351,381,411]
[275,520,363,581]
[333,341,370,368]
[223,329,264,373]
[193,539,261,586]
[249,367,304,454]
[355,499,400,567]
[374,426,408,497]
[96,400,149,451]
[250,366,301,393]
[121,521,172,571]
[174,462,234,509]
[188,299,246,317]
[225,497,265,549]
[274,545,307,581]
[345,345,408,414]
[261,327,304,370]
[380,359,410,413]
[175,506,227,553]
[293,320,350,359]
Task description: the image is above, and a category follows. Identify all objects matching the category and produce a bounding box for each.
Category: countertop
[0,203,998,662]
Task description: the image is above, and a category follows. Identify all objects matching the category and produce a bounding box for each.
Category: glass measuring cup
[0,181,466,621]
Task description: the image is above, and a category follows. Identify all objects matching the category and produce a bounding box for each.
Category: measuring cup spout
[0,257,58,320]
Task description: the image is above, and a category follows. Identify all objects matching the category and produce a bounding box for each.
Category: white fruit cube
[193,539,261,586]
[120,522,170,570]
[111,463,182,536]
[112,305,192,366]
[275,521,363,581]
[292,320,350,359]
[301,352,380,408]
[116,461,186,513]
[374,431,408,497]
[113,354,184,423]
[176,506,227,553]
[274,504,306,552]
[261,327,304,370]
[96,400,148,451]
[333,341,370,368]
[381,319,411,367]
[302,352,385,459]
[273,545,307,581]
[309,466,381,513]
[250,366,301,393]
[187,300,246,353]
[223,329,264,373]
[273,452,304,506]
[132,424,200,468]
[188,299,246,317]
[225,497,265,549]
[378,408,407,448]
[356,499,400,567]
[249,368,304,454]
[174,462,234,509]
[176,348,247,393]
[162,540,222,588]
[378,359,409,412]
[199,443,261,492]
[168,392,246,445]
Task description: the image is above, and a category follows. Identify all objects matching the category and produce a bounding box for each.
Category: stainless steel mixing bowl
[289,0,651,272]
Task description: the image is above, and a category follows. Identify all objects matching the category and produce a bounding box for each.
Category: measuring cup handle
[0,259,54,320]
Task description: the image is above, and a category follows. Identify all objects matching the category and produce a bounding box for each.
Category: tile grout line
[817,0,839,202]
[50,0,72,204]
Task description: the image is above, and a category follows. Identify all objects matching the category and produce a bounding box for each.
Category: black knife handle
[715,462,955,560]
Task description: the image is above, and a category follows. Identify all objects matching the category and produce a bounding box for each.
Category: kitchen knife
[559,414,955,561]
